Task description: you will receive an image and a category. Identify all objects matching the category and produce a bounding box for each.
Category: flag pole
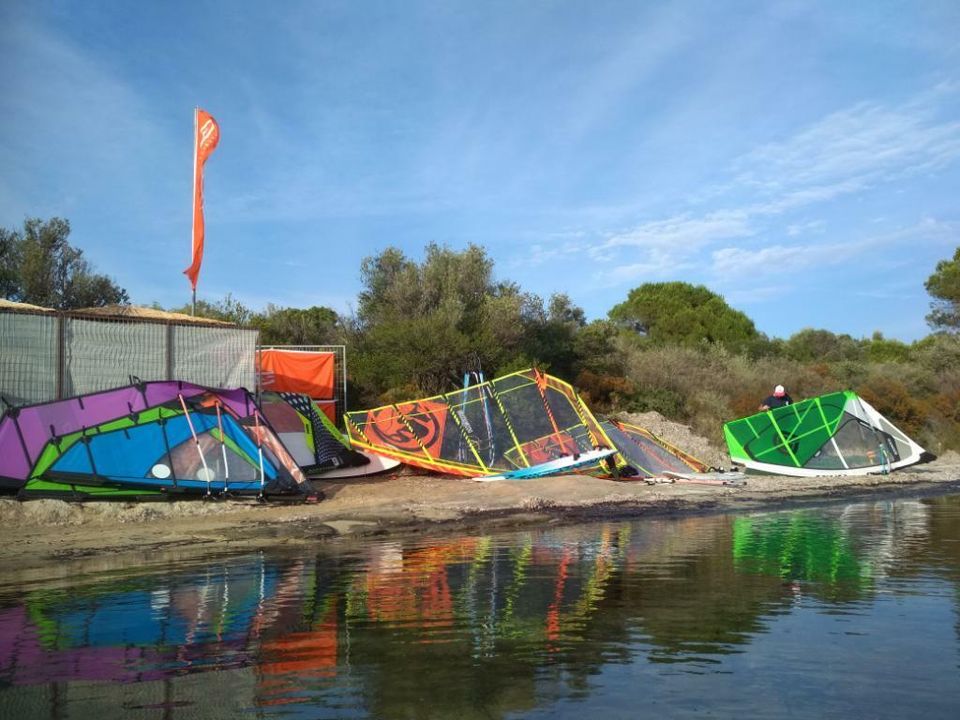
[185,106,218,312]
[191,106,198,316]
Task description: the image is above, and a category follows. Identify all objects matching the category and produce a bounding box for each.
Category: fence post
[254,345,260,400]
[166,322,174,380]
[341,345,348,418]
[56,313,66,399]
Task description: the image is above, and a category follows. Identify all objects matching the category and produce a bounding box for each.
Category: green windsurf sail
[723,390,925,477]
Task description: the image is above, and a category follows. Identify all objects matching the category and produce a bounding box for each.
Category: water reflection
[2,496,960,718]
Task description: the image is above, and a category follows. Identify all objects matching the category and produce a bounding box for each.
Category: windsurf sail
[345,369,620,478]
[600,419,709,478]
[0,381,310,499]
[259,391,369,473]
[723,390,926,477]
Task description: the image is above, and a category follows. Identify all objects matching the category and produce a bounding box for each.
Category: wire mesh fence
[0,306,259,408]
[0,309,58,406]
[62,317,169,398]
[172,324,258,389]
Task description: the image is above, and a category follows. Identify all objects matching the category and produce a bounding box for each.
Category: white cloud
[595,211,753,254]
[524,239,586,267]
[711,242,855,276]
[593,248,693,284]
[711,218,958,278]
[732,100,960,193]
[586,84,960,285]
[786,220,825,237]
[724,285,792,305]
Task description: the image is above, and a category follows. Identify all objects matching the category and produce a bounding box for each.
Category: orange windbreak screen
[258,349,335,398]
[315,399,337,423]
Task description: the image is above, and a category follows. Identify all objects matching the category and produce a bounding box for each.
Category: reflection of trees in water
[876,495,960,646]
[617,515,788,663]
[834,499,930,578]
[878,496,960,580]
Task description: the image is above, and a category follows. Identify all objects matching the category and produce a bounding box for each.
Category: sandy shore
[1,452,958,585]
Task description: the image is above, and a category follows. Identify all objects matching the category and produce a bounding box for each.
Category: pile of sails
[1,371,928,501]
[0,370,715,500]
[344,369,711,481]
[0,382,321,500]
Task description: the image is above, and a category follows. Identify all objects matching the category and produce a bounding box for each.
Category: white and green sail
[723,391,925,477]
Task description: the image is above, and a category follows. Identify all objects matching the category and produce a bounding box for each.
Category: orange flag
[184,108,220,291]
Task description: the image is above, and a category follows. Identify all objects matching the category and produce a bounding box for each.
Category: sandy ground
[1,413,958,585]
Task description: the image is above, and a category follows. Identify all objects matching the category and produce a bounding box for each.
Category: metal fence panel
[173,325,258,389]
[0,312,57,406]
[63,317,168,397]
[0,308,259,408]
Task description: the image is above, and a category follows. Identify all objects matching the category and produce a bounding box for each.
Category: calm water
[2,496,960,719]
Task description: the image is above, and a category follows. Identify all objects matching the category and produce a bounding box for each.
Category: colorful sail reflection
[2,504,934,713]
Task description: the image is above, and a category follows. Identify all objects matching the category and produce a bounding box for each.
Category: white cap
[774,385,785,396]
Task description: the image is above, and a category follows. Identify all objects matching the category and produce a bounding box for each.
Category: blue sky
[1,1,958,341]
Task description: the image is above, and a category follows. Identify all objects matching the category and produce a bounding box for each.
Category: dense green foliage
[585,334,960,454]
[610,282,761,354]
[346,244,586,398]
[252,305,340,345]
[166,295,340,347]
[166,293,254,324]
[0,218,128,309]
[926,246,960,331]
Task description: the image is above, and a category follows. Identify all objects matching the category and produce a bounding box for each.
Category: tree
[0,227,20,298]
[926,246,960,331]
[351,243,537,397]
[520,293,587,378]
[0,217,128,309]
[609,281,759,353]
[572,320,623,376]
[864,331,910,363]
[166,293,253,325]
[783,328,863,362]
[251,305,341,345]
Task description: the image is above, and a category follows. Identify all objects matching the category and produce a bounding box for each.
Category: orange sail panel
[363,400,450,459]
[184,108,220,290]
